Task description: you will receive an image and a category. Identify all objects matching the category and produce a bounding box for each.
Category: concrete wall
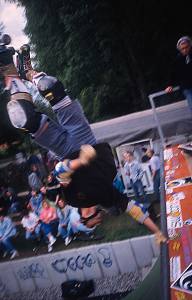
[0,234,159,299]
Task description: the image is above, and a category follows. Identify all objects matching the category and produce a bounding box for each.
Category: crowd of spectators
[0,152,103,259]
[0,147,160,260]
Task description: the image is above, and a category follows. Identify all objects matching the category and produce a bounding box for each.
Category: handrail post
[148,87,179,300]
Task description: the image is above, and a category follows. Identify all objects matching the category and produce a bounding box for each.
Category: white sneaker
[48,244,53,253]
[65,236,72,246]
[10,251,19,260]
[3,251,8,258]
[49,236,56,246]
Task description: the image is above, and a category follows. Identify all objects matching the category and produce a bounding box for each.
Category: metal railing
[148,86,179,300]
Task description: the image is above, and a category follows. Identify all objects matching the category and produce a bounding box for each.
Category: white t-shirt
[150,155,160,172]
[21,212,39,230]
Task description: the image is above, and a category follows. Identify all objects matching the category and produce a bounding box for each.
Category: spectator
[0,186,9,213]
[28,164,43,192]
[146,149,161,202]
[69,207,95,240]
[141,147,150,163]
[28,190,43,216]
[21,208,41,250]
[56,198,73,246]
[165,36,192,115]
[27,152,47,178]
[0,211,19,259]
[123,151,148,204]
[4,187,21,214]
[46,173,61,203]
[39,200,58,252]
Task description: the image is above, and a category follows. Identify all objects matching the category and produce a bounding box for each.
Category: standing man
[165,36,192,114]
[123,151,148,204]
[146,149,160,202]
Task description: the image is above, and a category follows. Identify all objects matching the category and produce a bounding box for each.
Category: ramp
[124,257,160,300]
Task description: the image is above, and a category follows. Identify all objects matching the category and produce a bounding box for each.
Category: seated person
[28,189,43,216]
[56,197,72,246]
[28,164,43,192]
[0,195,9,214]
[40,185,59,207]
[45,173,61,203]
[4,187,21,214]
[21,208,41,247]
[69,208,95,239]
[0,211,19,259]
[39,200,58,252]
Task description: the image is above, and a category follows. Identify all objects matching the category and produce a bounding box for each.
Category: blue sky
[0,1,28,49]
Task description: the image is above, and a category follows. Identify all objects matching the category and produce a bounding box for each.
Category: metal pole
[148,87,179,300]
[149,87,179,147]
[149,95,165,147]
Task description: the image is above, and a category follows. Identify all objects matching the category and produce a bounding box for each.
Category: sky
[0,0,28,49]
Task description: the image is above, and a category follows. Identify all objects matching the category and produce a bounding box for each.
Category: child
[21,208,41,251]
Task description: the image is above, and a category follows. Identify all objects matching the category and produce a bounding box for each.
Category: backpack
[61,279,94,299]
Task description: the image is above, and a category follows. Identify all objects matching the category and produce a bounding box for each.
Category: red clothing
[40,206,57,223]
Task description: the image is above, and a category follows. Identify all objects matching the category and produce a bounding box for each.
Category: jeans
[183,88,192,114]
[58,223,72,239]
[131,179,148,203]
[25,224,41,240]
[54,100,96,150]
[34,101,96,161]
[70,222,94,235]
[0,237,16,253]
[41,220,58,236]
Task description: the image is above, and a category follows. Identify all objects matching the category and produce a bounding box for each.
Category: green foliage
[6,1,192,122]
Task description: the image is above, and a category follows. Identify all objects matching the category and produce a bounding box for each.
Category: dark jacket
[170,51,192,89]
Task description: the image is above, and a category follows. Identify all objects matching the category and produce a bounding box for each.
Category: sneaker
[10,251,19,260]
[3,251,8,258]
[48,244,53,253]
[65,236,72,246]
[56,232,60,237]
[32,247,38,253]
[49,236,56,246]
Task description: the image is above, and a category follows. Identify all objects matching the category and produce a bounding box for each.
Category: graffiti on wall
[52,253,96,273]
[98,247,113,268]
[16,263,47,280]
[52,247,113,273]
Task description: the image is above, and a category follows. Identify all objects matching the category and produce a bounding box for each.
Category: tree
[6,0,192,121]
